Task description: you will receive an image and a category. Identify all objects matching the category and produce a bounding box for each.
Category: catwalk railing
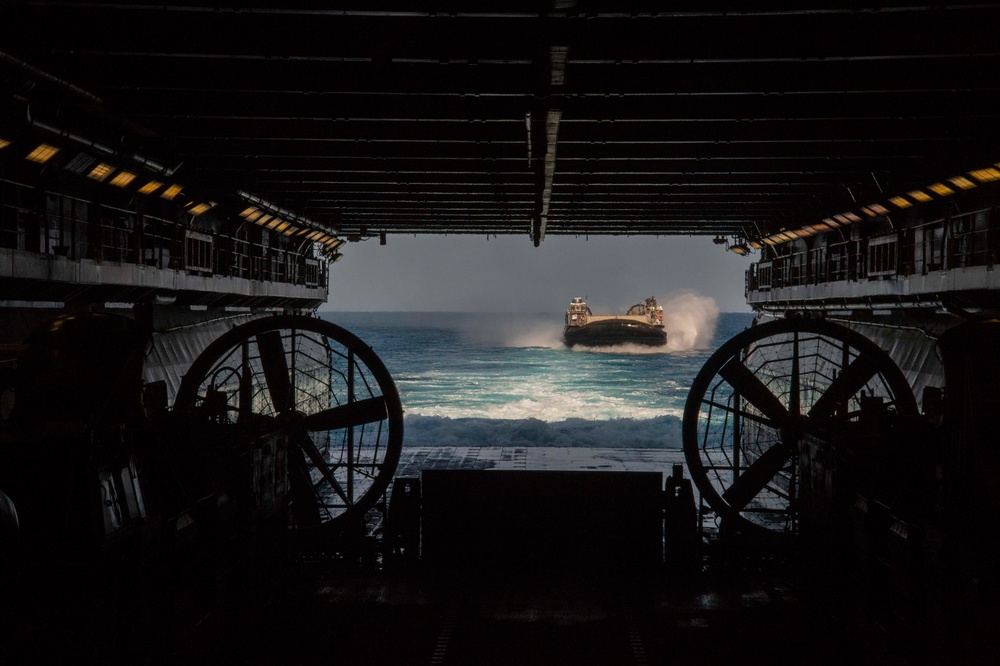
[746,207,1000,296]
[0,178,327,290]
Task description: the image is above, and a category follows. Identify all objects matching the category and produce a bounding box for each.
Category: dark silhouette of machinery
[0,313,404,562]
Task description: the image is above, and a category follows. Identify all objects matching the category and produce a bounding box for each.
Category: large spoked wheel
[175,315,403,535]
[683,317,916,537]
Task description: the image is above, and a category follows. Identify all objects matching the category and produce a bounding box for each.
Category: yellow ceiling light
[284,225,300,235]
[0,139,10,150]
[187,203,212,216]
[949,176,976,190]
[762,236,779,245]
[844,212,862,222]
[869,204,889,215]
[861,207,877,217]
[969,168,1000,183]
[138,180,162,195]
[161,184,183,200]
[87,162,114,181]
[889,196,911,209]
[109,171,137,188]
[255,214,272,226]
[750,240,763,249]
[25,144,59,163]
[928,182,954,196]
[275,221,291,232]
[822,217,840,227]
[834,214,850,224]
[239,206,258,218]
[265,218,283,230]
[908,190,932,202]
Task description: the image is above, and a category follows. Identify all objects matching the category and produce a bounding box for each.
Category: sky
[321,233,754,314]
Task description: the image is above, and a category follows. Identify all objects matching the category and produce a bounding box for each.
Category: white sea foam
[408,394,682,421]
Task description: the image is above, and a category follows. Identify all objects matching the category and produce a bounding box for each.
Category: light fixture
[88,162,114,181]
[0,138,9,150]
[908,190,932,202]
[969,168,1000,183]
[109,171,137,188]
[822,217,841,227]
[869,204,889,215]
[239,206,258,218]
[729,244,750,255]
[161,184,183,200]
[187,202,212,216]
[255,214,273,226]
[834,214,850,224]
[25,144,59,163]
[138,180,162,195]
[949,176,976,190]
[889,196,911,209]
[928,182,954,196]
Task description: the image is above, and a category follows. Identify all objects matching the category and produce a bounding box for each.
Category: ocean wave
[403,414,683,449]
[406,394,683,421]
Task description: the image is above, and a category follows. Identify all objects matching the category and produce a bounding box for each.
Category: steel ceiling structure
[3,2,1000,246]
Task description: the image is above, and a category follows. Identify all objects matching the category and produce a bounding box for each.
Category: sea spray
[663,291,719,351]
[456,313,565,349]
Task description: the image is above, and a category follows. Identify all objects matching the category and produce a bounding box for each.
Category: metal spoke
[807,353,878,421]
[303,396,388,432]
[718,356,789,425]
[256,330,292,413]
[722,441,793,511]
[294,431,350,506]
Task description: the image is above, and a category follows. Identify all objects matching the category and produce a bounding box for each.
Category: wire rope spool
[174,315,403,536]
[682,317,917,538]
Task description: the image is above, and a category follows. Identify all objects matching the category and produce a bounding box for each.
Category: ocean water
[320,295,754,450]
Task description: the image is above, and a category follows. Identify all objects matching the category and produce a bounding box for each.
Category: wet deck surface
[395,446,689,476]
[2,447,998,664]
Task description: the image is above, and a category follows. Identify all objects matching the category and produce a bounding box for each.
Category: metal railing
[1,181,328,290]
[747,208,998,294]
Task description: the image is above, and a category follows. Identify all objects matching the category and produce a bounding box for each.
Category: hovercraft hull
[563,319,667,347]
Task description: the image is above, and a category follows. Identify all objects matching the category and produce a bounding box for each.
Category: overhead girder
[4,2,1000,243]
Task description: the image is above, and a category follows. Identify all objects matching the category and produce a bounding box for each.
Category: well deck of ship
[3,446,997,664]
